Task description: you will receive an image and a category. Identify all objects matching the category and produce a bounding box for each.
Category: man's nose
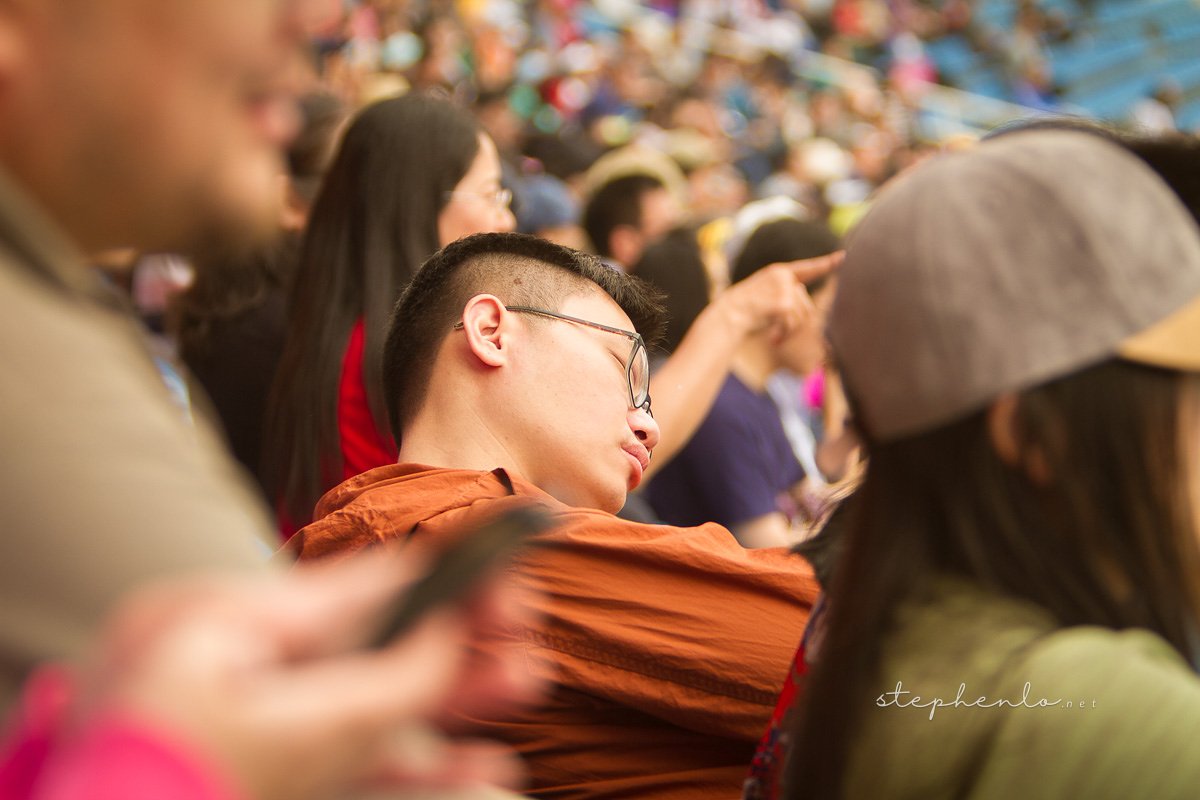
[630,407,660,453]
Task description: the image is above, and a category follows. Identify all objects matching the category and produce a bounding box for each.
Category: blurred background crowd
[294,0,1200,243]
[7,1,1200,796]
[109,0,1200,541]
[123,0,1200,332]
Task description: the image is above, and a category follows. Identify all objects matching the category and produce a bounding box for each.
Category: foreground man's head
[0,0,336,254]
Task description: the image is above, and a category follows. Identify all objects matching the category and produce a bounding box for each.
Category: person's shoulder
[0,168,97,298]
[969,626,1200,797]
[298,465,552,561]
[1016,624,1199,705]
[314,464,520,521]
[887,577,1058,664]
[892,581,1199,701]
[547,504,808,567]
[861,584,1200,798]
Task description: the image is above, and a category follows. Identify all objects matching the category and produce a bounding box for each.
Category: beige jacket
[0,167,271,709]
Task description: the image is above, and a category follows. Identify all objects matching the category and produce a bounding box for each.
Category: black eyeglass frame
[454,305,652,415]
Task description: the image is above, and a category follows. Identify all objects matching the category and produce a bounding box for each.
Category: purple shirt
[645,374,805,536]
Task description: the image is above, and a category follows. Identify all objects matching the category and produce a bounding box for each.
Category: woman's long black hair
[264,93,481,524]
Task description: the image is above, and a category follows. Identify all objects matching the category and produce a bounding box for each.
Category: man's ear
[459,294,509,368]
[987,393,1052,485]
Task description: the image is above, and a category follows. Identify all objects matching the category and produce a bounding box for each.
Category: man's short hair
[383,232,666,437]
[582,173,666,258]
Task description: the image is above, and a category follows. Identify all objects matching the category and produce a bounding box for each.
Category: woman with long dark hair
[779,131,1200,797]
[265,93,514,535]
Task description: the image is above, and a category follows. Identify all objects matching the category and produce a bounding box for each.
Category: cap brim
[1118,294,1200,372]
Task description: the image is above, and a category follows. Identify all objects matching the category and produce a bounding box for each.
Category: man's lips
[623,445,650,488]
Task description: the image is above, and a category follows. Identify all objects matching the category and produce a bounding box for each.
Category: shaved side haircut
[383,232,665,438]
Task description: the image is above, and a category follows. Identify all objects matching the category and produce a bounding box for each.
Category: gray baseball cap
[828,130,1200,443]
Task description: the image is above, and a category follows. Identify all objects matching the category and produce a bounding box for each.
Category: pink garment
[0,667,241,800]
[803,367,825,411]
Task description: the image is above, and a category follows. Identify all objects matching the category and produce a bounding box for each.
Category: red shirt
[337,318,398,480]
[281,319,398,540]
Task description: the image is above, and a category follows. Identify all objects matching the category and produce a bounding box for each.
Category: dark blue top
[645,373,805,534]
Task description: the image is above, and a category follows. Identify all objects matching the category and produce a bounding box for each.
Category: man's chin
[181,184,283,259]
[598,486,629,516]
[540,476,627,516]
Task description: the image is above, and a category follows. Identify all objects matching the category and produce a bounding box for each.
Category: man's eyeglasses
[444,187,513,209]
[454,305,652,415]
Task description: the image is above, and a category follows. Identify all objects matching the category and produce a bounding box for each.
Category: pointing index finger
[783,250,844,284]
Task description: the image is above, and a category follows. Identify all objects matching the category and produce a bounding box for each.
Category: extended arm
[646,253,842,478]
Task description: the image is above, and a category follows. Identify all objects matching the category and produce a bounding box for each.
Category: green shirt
[846,578,1200,798]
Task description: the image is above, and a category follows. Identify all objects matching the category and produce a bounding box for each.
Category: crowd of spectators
[137,0,1195,349]
[8,1,1200,799]
[307,0,951,238]
[303,0,1192,227]
[144,0,1200,557]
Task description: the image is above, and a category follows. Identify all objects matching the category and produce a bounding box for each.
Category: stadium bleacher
[925,0,1200,128]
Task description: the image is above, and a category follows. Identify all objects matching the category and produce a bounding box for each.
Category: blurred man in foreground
[0,1,529,796]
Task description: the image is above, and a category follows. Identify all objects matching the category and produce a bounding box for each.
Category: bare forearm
[645,253,842,478]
